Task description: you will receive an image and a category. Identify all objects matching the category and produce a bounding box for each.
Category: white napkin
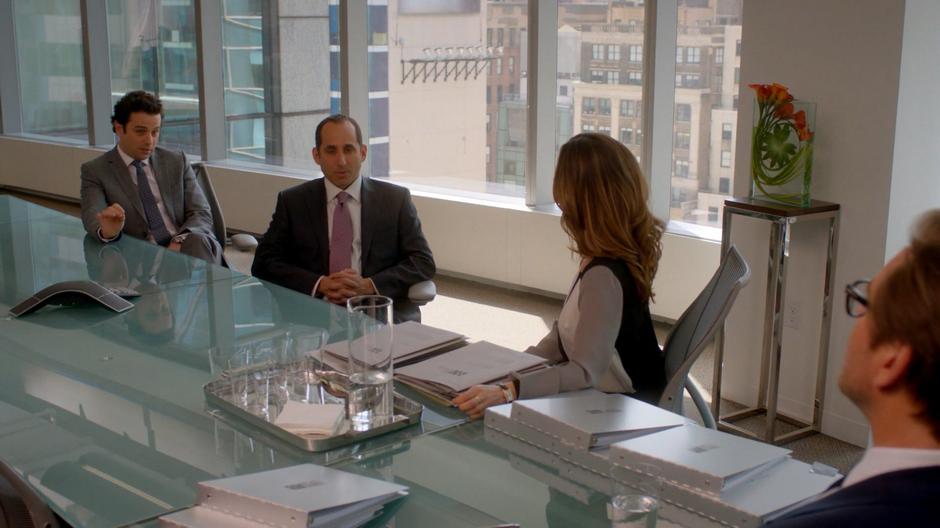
[274,401,346,436]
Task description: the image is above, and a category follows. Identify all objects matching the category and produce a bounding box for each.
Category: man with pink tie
[252,115,435,323]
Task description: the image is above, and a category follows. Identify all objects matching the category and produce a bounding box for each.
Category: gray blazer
[80,146,213,242]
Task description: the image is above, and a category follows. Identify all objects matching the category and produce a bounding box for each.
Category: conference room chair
[658,245,750,429]
[0,459,59,528]
[191,162,258,253]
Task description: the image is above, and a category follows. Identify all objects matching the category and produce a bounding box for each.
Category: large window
[216,1,337,171]
[561,2,645,165]
[669,0,742,228]
[382,1,524,197]
[1,0,745,240]
[14,0,87,142]
[108,0,201,155]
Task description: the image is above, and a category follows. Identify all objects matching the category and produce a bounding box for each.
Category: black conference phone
[9,280,135,317]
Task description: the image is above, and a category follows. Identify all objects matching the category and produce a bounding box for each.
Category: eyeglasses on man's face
[845,279,870,318]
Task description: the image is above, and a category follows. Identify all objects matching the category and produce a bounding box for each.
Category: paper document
[324,321,464,365]
[395,341,546,400]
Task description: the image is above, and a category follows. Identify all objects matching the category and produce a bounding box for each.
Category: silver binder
[610,424,791,496]
[194,464,408,528]
[510,390,686,450]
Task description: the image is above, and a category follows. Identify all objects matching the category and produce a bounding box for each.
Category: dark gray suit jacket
[251,177,435,322]
[764,466,940,527]
[80,146,214,243]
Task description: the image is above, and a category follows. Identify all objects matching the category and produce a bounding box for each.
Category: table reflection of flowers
[749,83,815,206]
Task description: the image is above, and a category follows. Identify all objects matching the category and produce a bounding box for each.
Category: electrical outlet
[784,301,801,330]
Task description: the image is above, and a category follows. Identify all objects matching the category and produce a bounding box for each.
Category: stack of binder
[159,464,408,528]
[483,390,843,528]
[395,340,546,405]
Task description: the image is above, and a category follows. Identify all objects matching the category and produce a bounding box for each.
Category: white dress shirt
[842,446,940,488]
[99,146,179,243]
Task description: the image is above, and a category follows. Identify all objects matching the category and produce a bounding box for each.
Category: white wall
[727,0,908,446]
[0,136,718,322]
[885,0,940,259]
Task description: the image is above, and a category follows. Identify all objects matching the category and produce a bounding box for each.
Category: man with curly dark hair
[80,90,221,264]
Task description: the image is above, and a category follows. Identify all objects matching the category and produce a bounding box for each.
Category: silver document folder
[510,390,686,450]
[610,424,791,496]
[181,464,408,528]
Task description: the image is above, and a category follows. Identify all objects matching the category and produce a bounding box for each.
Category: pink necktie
[329,191,353,273]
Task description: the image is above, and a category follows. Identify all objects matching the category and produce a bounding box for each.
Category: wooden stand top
[724,196,840,218]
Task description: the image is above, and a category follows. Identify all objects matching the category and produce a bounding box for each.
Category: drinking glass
[346,295,394,430]
[288,326,330,403]
[608,463,661,528]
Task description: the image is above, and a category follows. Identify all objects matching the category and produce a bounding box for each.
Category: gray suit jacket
[80,146,213,243]
[251,177,435,322]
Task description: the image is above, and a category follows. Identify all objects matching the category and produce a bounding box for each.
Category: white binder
[510,391,686,450]
[161,464,408,528]
[610,424,791,496]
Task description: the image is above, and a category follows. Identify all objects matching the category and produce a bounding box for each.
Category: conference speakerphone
[9,280,135,317]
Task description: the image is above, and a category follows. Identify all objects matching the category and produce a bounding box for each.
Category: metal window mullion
[0,0,22,134]
[196,0,226,161]
[526,0,557,207]
[642,0,677,220]
[340,0,370,163]
[80,0,113,146]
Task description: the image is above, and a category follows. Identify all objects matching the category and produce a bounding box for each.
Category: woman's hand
[452,384,507,420]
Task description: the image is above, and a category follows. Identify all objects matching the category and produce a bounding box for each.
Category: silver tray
[204,361,423,452]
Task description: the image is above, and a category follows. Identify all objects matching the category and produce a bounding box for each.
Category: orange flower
[793,110,807,130]
[749,83,772,104]
[774,102,795,120]
[793,110,814,141]
[769,83,793,104]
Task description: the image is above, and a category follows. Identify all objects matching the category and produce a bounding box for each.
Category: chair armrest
[686,375,717,429]
[230,233,259,252]
[407,280,437,305]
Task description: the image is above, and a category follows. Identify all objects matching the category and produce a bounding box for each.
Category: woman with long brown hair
[453,133,666,419]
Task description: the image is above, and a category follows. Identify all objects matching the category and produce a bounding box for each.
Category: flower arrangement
[749,83,815,206]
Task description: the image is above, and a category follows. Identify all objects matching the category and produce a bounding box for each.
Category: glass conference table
[0,196,674,528]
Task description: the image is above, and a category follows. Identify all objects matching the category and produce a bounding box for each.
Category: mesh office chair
[191,163,437,305]
[0,459,59,528]
[658,245,750,428]
[191,162,258,252]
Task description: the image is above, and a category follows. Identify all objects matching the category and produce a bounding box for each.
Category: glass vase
[750,100,816,207]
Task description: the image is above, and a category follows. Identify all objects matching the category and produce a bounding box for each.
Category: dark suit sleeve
[177,152,214,237]
[79,161,109,238]
[368,188,435,300]
[252,192,321,295]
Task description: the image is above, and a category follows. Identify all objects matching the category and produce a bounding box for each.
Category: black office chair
[658,245,750,428]
[191,162,258,252]
[0,459,59,528]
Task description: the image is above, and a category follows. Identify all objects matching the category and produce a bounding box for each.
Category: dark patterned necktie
[131,160,172,246]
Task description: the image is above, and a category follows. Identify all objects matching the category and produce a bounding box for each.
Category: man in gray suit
[80,91,222,264]
[252,114,434,322]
